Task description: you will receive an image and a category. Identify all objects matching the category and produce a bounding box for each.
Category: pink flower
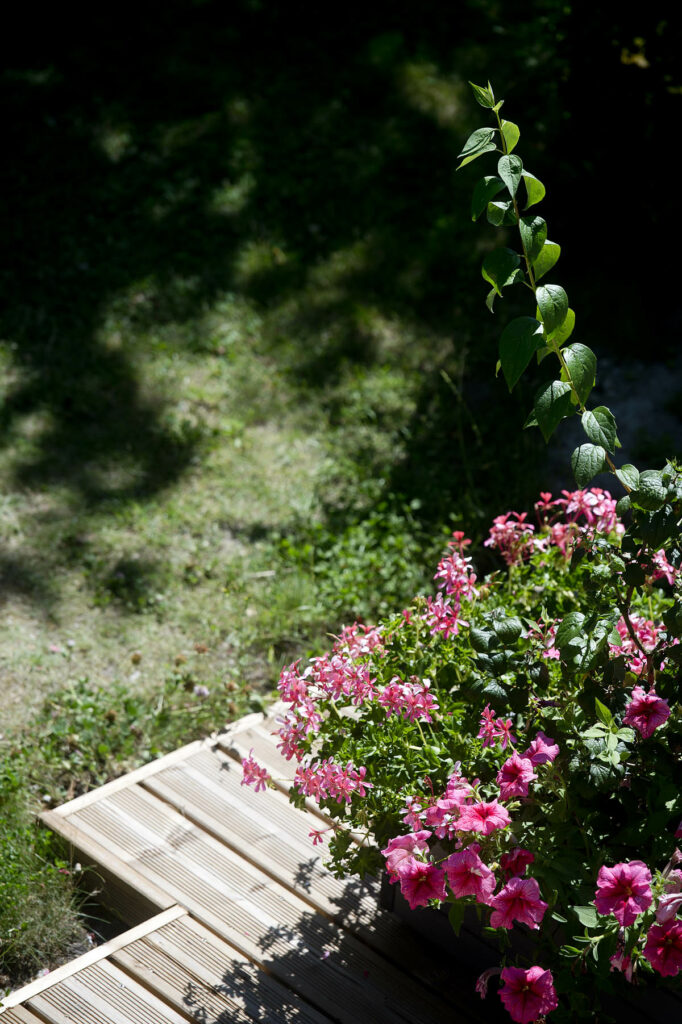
[499,966,558,1023]
[523,731,560,766]
[457,800,511,836]
[594,860,652,926]
[500,848,535,880]
[478,703,497,748]
[609,950,634,981]
[623,686,670,739]
[381,831,431,881]
[241,750,271,792]
[655,892,682,924]
[397,858,447,909]
[676,821,682,840]
[496,752,537,801]
[493,718,517,749]
[475,966,501,1000]
[490,876,547,930]
[444,844,496,904]
[643,920,682,977]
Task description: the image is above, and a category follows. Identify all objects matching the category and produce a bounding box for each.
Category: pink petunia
[444,844,496,904]
[381,831,431,882]
[609,950,634,982]
[490,876,548,930]
[594,860,652,926]
[499,848,535,880]
[499,966,558,1023]
[523,731,560,766]
[496,752,537,801]
[397,858,447,910]
[456,800,511,836]
[623,686,670,739]
[643,920,682,977]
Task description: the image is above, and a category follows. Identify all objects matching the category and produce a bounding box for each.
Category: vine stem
[493,107,626,491]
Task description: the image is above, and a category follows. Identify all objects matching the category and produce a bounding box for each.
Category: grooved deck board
[10,712,478,1023]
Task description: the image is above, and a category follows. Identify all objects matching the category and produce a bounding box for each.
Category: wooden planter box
[379,873,682,1022]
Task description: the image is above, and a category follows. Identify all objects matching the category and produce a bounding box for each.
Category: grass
[1,0,681,990]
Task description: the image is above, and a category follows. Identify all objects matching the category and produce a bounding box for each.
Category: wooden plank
[40,810,175,925]
[139,745,463,990]
[0,1008,45,1023]
[0,907,186,1010]
[112,914,334,1024]
[29,960,189,1024]
[57,787,471,1023]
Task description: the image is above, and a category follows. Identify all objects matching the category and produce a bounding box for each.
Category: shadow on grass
[2,0,681,608]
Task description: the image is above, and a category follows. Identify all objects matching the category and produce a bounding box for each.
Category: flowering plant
[243,83,682,1021]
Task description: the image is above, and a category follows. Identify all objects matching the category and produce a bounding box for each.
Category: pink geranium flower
[457,799,511,836]
[490,876,548,930]
[499,966,558,1023]
[381,831,431,881]
[499,848,535,880]
[523,731,560,766]
[623,686,670,738]
[496,752,537,801]
[398,858,447,910]
[594,860,652,926]
[241,750,272,792]
[643,920,682,977]
[444,843,496,904]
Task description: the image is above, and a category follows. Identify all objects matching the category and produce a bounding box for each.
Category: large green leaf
[536,284,568,334]
[581,406,619,453]
[469,81,496,108]
[633,470,667,511]
[520,216,547,263]
[501,119,520,153]
[522,171,546,209]
[547,308,575,345]
[499,316,544,391]
[533,240,561,280]
[498,154,523,198]
[486,200,516,226]
[457,127,498,169]
[481,248,521,296]
[571,443,607,487]
[563,344,597,406]
[573,905,599,929]
[616,464,639,490]
[527,380,573,441]
[472,176,505,220]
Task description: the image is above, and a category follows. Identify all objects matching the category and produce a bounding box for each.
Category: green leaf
[481,248,521,296]
[471,176,505,220]
[562,343,597,406]
[581,406,619,453]
[499,316,544,391]
[595,698,614,728]
[457,127,498,169]
[448,900,466,937]
[555,610,585,651]
[498,154,523,197]
[520,216,547,263]
[571,444,607,487]
[522,171,545,209]
[634,470,667,511]
[547,308,575,345]
[573,905,599,929]
[485,287,497,313]
[486,200,516,226]
[501,119,520,153]
[533,240,561,280]
[529,380,573,441]
[536,284,568,334]
[469,81,495,108]
[616,464,639,490]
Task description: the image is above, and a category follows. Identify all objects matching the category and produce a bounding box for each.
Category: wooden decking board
[0,1009,46,1024]
[112,917,334,1024]
[139,745,473,995]
[29,960,190,1024]
[55,789,464,1023]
